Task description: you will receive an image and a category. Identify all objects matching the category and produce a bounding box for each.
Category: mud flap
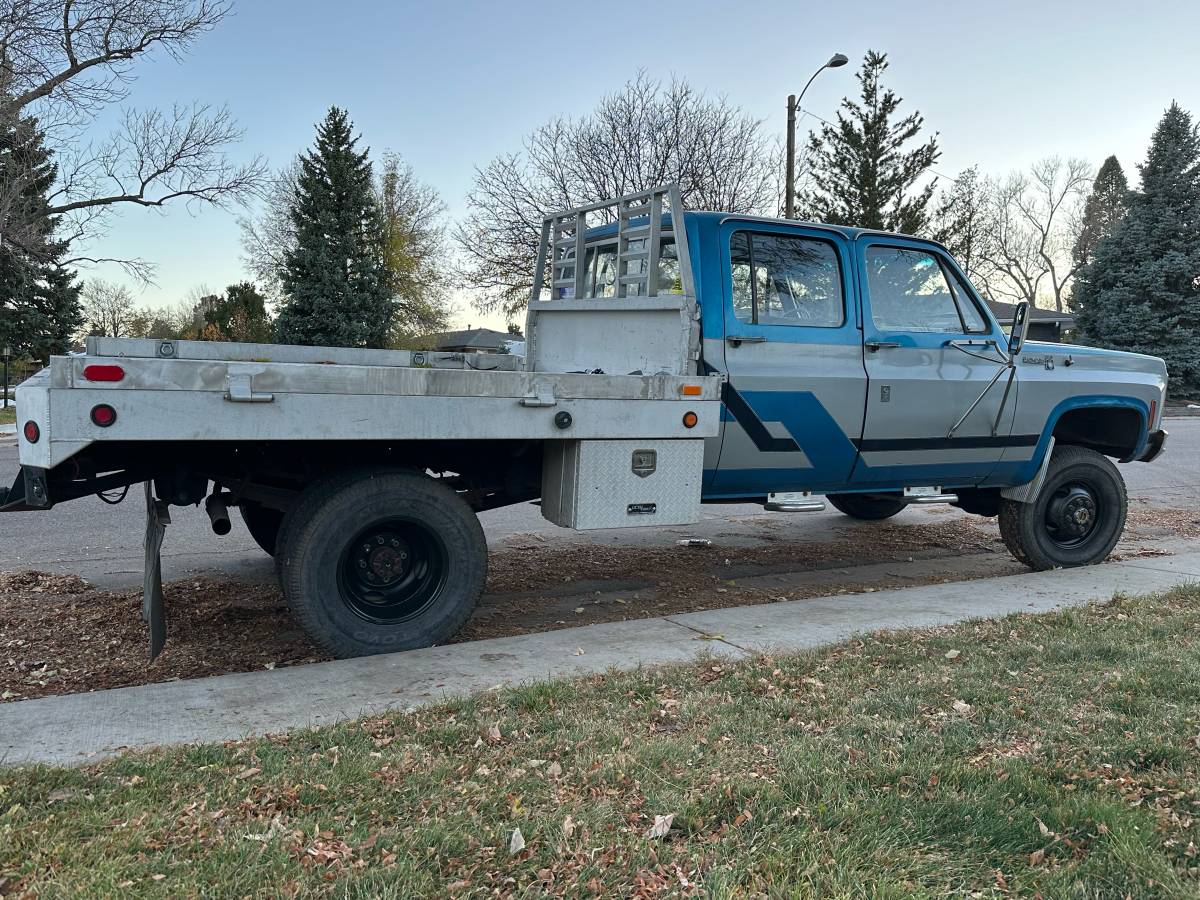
[142,482,171,660]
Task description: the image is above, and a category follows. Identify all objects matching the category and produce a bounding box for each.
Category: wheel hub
[352,534,411,586]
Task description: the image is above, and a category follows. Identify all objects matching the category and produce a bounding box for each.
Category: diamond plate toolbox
[541,439,705,529]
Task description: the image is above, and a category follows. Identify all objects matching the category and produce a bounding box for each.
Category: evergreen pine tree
[275,107,394,347]
[1072,155,1129,270]
[0,109,81,360]
[932,166,989,279]
[800,51,940,234]
[1074,103,1200,393]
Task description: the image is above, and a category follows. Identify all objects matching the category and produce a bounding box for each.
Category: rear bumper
[1137,429,1168,462]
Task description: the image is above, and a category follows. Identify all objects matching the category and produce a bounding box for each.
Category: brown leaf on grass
[234,767,261,781]
[944,649,961,660]
[733,810,753,827]
[1029,848,1045,866]
[509,827,526,855]
[546,761,563,778]
[952,699,973,716]
[485,724,502,744]
[646,814,674,839]
[562,815,575,838]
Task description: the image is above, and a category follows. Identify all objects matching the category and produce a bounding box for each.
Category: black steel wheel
[279,468,485,658]
[337,520,448,624]
[826,492,907,521]
[999,444,1127,570]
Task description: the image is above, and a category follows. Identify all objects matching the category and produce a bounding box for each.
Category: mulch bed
[0,510,1190,703]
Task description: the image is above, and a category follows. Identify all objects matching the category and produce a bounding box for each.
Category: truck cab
[551,204,1168,571]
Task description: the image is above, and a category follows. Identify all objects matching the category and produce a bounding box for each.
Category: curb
[3,550,1200,768]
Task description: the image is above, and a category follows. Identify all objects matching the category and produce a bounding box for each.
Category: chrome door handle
[726,335,767,345]
[865,341,901,352]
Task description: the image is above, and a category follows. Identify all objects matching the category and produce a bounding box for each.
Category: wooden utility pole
[785,94,797,220]
[784,53,849,220]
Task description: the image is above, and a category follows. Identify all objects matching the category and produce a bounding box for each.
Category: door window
[730,232,843,327]
[865,246,986,333]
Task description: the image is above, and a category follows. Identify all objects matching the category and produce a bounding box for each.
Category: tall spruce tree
[0,109,81,360]
[800,51,940,234]
[1074,103,1200,393]
[275,108,393,347]
[1072,155,1129,270]
[932,166,990,279]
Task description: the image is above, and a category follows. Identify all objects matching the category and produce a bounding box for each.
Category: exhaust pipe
[205,491,232,536]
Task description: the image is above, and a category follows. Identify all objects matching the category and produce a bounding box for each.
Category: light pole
[785,52,849,219]
[2,346,9,411]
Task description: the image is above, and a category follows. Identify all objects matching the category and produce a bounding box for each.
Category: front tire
[279,469,486,658]
[999,445,1127,570]
[827,493,907,521]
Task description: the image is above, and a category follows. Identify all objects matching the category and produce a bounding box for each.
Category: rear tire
[280,469,486,658]
[240,501,283,557]
[999,445,1127,571]
[827,493,907,521]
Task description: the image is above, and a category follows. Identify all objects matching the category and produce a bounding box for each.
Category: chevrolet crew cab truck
[2,185,1168,659]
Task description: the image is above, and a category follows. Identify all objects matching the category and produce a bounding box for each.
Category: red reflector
[23,421,40,443]
[83,364,125,382]
[90,404,117,427]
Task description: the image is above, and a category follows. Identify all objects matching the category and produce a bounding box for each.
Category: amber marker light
[682,411,699,428]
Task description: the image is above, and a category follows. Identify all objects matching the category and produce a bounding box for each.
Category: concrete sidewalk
[3,551,1199,767]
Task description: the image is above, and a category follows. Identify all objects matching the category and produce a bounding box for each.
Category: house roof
[985,300,1075,324]
[430,328,523,350]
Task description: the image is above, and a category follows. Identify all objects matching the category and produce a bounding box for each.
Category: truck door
[851,237,1018,486]
[708,222,867,498]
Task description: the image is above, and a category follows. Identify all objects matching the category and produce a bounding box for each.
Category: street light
[785,52,849,219]
[2,345,9,411]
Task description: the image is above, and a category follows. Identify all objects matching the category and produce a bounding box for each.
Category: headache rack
[525,184,701,377]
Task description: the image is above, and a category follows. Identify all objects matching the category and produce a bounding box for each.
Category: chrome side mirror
[1008,301,1029,356]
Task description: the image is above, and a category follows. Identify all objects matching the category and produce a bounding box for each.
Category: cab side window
[730,231,844,327]
[865,246,987,334]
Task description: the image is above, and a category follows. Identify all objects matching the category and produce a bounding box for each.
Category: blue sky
[80,0,1200,329]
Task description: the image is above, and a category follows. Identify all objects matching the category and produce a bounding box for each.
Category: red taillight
[83,364,124,382]
[90,404,117,427]
[23,421,40,443]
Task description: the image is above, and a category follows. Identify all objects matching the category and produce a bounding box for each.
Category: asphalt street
[1,418,1197,590]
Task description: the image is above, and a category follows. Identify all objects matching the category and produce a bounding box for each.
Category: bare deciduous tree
[239,158,300,297]
[455,73,778,319]
[0,0,266,279]
[79,277,136,336]
[975,157,1091,311]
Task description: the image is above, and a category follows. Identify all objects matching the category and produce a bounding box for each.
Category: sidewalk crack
[662,616,754,655]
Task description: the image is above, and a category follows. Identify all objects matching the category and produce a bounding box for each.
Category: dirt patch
[0,509,1191,703]
[1,578,326,703]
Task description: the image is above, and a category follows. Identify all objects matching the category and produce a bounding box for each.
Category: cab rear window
[729,231,844,327]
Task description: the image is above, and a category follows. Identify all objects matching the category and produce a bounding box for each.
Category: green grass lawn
[0,406,14,426]
[3,587,1200,897]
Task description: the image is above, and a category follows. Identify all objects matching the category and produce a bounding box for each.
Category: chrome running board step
[765,491,826,513]
[903,486,958,505]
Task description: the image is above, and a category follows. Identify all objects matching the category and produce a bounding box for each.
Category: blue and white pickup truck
[3,185,1168,658]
